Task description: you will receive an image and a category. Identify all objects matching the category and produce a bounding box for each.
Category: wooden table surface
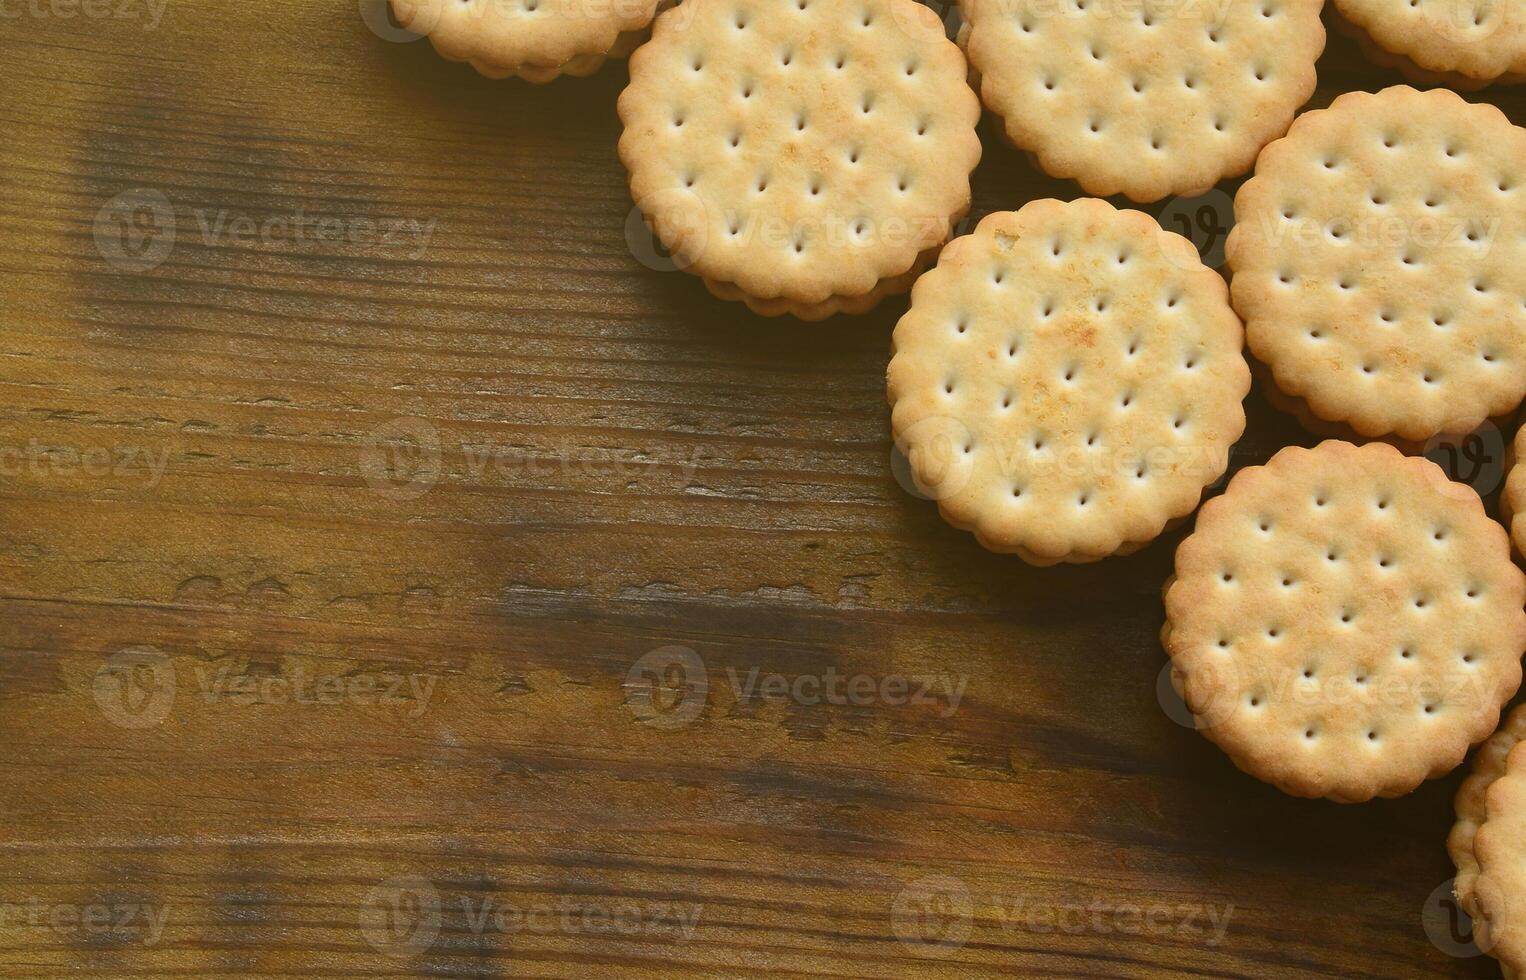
[2,1,1523,976]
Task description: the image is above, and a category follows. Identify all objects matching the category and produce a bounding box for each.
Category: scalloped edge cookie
[1451,704,1526,921]
[958,0,1326,203]
[888,198,1250,563]
[1227,85,1526,444]
[618,0,982,319]
[391,0,661,82]
[1165,440,1526,802]
[1334,0,1526,83]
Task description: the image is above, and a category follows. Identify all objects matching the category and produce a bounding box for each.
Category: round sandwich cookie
[1330,9,1526,92]
[887,199,1251,564]
[1502,424,1526,555]
[618,0,982,320]
[389,0,661,82]
[957,0,1325,203]
[1164,440,1526,803]
[1228,86,1526,446]
[1450,704,1526,927]
[1333,0,1526,86]
[1467,721,1526,976]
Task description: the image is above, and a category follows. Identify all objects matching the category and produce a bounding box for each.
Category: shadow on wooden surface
[0,0,1519,975]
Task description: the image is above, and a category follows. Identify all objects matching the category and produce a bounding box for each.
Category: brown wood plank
[0,1,1519,975]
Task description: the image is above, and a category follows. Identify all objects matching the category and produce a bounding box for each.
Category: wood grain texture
[0,1,1522,975]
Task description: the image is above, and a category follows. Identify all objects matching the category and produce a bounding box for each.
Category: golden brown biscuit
[1451,704,1526,921]
[1165,441,1526,802]
[391,0,661,82]
[888,199,1250,563]
[958,0,1325,202]
[1228,86,1526,444]
[1334,0,1526,84]
[618,0,981,319]
[1330,8,1526,91]
[1470,734,1526,976]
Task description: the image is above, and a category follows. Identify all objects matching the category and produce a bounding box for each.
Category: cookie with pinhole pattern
[887,198,1250,564]
[1451,704,1526,925]
[1330,9,1526,91]
[390,0,661,82]
[1334,0,1526,85]
[1502,424,1526,555]
[1164,440,1526,803]
[1467,724,1526,978]
[957,0,1325,203]
[1228,86,1526,445]
[617,0,982,320]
